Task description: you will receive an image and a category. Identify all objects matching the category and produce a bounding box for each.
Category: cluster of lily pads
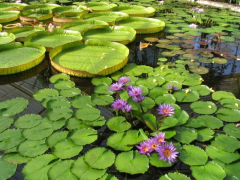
[1,61,240,179]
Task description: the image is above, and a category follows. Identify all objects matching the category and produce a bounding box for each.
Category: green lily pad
[150,152,175,167]
[91,76,112,86]
[71,156,106,180]
[0,11,19,23]
[18,139,49,157]
[46,131,69,148]
[206,145,240,164]
[75,107,101,121]
[65,117,91,130]
[83,26,136,45]
[115,150,149,175]
[173,89,199,102]
[112,5,155,17]
[22,154,60,180]
[219,98,240,109]
[0,32,15,45]
[71,94,95,108]
[179,145,208,166]
[158,117,178,130]
[191,161,226,180]
[0,116,13,133]
[106,116,131,132]
[20,9,53,21]
[94,84,113,95]
[0,129,25,150]
[190,101,217,114]
[81,11,128,25]
[216,108,240,122]
[196,115,223,129]
[85,2,117,12]
[22,122,53,140]
[60,87,81,97]
[46,107,73,121]
[91,93,114,106]
[52,139,83,159]
[196,128,214,142]
[53,79,75,90]
[2,152,31,164]
[33,88,59,102]
[84,147,115,169]
[49,40,129,77]
[211,133,240,153]
[0,156,17,180]
[155,94,176,104]
[117,17,165,34]
[223,123,240,138]
[49,73,70,83]
[159,172,191,180]
[46,96,71,108]
[212,57,228,64]
[148,87,168,99]
[52,5,89,15]
[212,91,235,101]
[68,128,98,146]
[107,130,145,151]
[173,126,198,144]
[42,117,66,131]
[48,160,77,180]
[189,85,211,96]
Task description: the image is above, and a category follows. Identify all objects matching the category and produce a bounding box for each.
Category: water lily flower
[173,86,179,91]
[189,24,198,28]
[156,142,179,164]
[147,139,159,151]
[123,104,132,112]
[111,99,127,110]
[190,7,199,11]
[153,132,166,144]
[118,76,130,84]
[157,104,175,117]
[132,95,145,102]
[236,123,240,127]
[109,82,123,91]
[128,86,143,97]
[136,141,152,156]
[167,85,173,90]
[197,8,204,13]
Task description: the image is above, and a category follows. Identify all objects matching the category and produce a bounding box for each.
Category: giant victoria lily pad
[24,29,82,51]
[0,32,15,45]
[7,26,45,42]
[0,42,45,75]
[83,26,136,45]
[21,4,60,11]
[112,5,155,17]
[0,11,20,23]
[116,17,165,34]
[85,2,117,12]
[52,5,89,16]
[0,3,26,11]
[19,9,53,21]
[81,12,129,25]
[61,20,109,34]
[49,39,129,77]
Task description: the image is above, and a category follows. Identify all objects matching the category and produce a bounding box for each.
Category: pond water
[1,1,240,180]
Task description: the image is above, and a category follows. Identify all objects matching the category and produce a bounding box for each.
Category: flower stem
[157,116,166,130]
[139,102,144,113]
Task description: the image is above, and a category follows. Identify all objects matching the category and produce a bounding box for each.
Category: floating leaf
[94,84,113,95]
[52,139,83,159]
[223,123,240,139]
[60,87,81,98]
[173,126,198,144]
[46,107,73,121]
[174,109,189,126]
[22,154,60,180]
[196,115,223,129]
[48,160,77,180]
[75,107,101,121]
[107,130,145,151]
[106,116,131,132]
[0,156,17,180]
[54,79,75,90]
[196,128,214,142]
[179,145,208,166]
[33,88,59,102]
[71,94,95,108]
[159,172,191,180]
[189,85,211,96]
[68,128,98,146]
[158,117,178,130]
[216,161,240,178]
[0,129,25,150]
[66,117,91,130]
[84,147,115,169]
[71,156,106,180]
[150,152,174,167]
[49,73,70,83]
[18,139,48,157]
[219,98,240,110]
[46,97,71,108]
[212,91,235,101]
[91,76,112,86]
[2,152,31,164]
[206,145,240,164]
[216,108,240,122]
[211,134,240,153]
[91,93,114,106]
[190,101,217,114]
[148,87,168,99]
[14,114,42,129]
[47,131,69,148]
[98,173,118,180]
[0,97,28,116]
[155,94,176,104]
[191,161,226,180]
[42,117,66,131]
[115,150,149,175]
[0,116,13,132]
[173,89,199,102]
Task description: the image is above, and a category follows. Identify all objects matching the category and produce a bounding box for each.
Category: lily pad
[150,152,175,168]
[0,11,19,23]
[216,108,240,122]
[85,2,117,12]
[0,129,25,150]
[0,32,15,45]
[33,88,59,102]
[0,116,13,133]
[46,107,73,121]
[219,98,240,109]
[112,5,155,17]
[106,116,131,132]
[50,40,129,77]
[20,9,53,21]
[83,26,136,45]
[190,101,217,114]
[115,150,149,175]
[61,19,109,33]
[52,5,89,15]
[0,156,17,180]
[117,17,165,34]
[159,172,191,180]
[223,123,240,138]
[53,79,75,90]
[0,42,45,75]
[24,29,82,51]
[173,126,198,144]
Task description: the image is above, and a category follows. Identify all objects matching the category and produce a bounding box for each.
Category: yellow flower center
[163,109,170,114]
[158,138,164,142]
[143,147,149,152]
[151,144,157,149]
[163,149,171,157]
